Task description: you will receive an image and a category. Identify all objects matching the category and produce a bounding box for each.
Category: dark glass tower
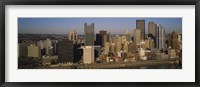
[84,23,94,46]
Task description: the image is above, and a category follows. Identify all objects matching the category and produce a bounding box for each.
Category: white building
[156,24,165,50]
[139,48,146,60]
[82,46,94,64]
[44,38,52,55]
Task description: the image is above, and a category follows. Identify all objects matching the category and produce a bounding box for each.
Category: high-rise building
[169,31,179,49]
[84,23,94,46]
[28,45,41,58]
[134,29,141,45]
[147,34,156,48]
[148,22,156,37]
[37,40,44,49]
[52,40,58,55]
[82,46,94,64]
[95,34,102,46]
[44,38,52,55]
[97,30,110,47]
[68,29,77,43]
[58,39,73,63]
[156,24,166,50]
[136,20,145,40]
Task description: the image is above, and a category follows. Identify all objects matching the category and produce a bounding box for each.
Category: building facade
[84,23,95,46]
[136,20,145,40]
[57,40,73,63]
[83,46,95,64]
[28,45,41,58]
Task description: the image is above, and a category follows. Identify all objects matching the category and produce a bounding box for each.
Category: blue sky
[18,18,182,34]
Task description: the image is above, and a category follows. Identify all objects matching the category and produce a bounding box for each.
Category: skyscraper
[169,31,179,49]
[148,22,156,37]
[82,46,94,64]
[68,29,77,43]
[84,23,94,46]
[58,39,73,63]
[156,24,166,50]
[95,34,102,46]
[136,20,145,40]
[98,30,110,47]
[134,29,141,45]
[44,38,52,55]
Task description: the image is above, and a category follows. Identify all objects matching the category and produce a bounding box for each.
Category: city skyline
[18,18,182,34]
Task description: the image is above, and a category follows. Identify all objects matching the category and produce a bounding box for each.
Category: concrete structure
[84,23,94,46]
[28,45,41,58]
[83,46,94,64]
[136,20,145,40]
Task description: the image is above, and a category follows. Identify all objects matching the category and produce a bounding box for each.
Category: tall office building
[44,38,52,55]
[169,31,179,49]
[52,40,58,55]
[134,29,141,45]
[58,39,73,63]
[136,20,145,40]
[95,34,102,46]
[28,45,41,58]
[97,30,110,47]
[82,46,94,64]
[68,29,77,43]
[148,22,156,37]
[156,24,166,50]
[84,23,94,46]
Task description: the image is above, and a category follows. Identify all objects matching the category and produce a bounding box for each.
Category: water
[114,64,182,69]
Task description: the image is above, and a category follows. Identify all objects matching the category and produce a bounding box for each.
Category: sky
[18,18,182,34]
